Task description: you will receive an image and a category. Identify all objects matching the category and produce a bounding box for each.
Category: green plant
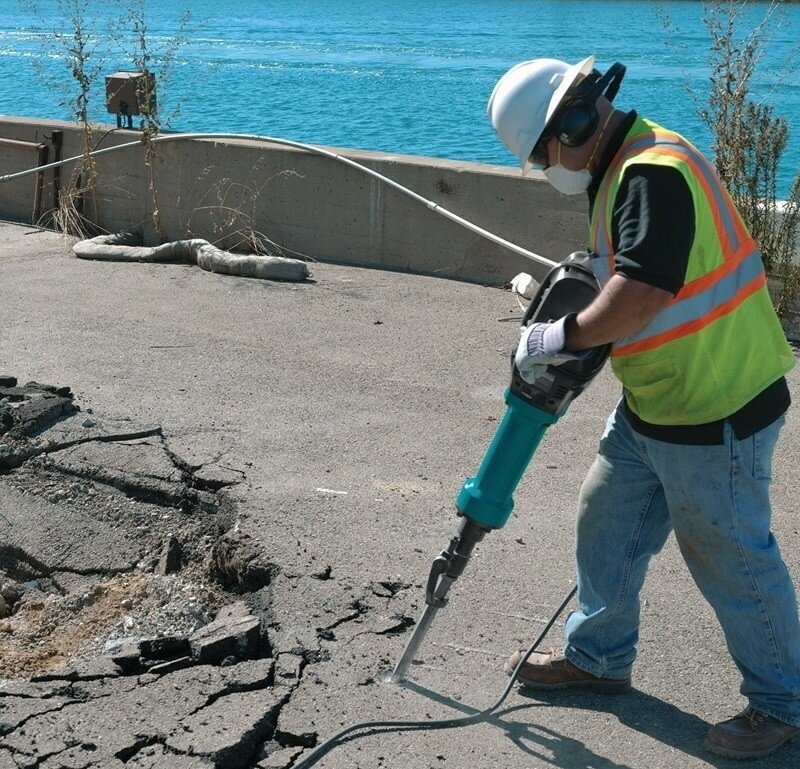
[699,0,800,322]
[659,0,800,326]
[117,0,192,243]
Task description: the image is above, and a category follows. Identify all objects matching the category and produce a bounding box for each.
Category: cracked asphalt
[1,221,800,769]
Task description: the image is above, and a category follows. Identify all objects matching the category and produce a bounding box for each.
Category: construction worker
[487,56,800,760]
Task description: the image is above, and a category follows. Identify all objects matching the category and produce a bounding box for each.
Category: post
[51,130,63,212]
[33,143,49,225]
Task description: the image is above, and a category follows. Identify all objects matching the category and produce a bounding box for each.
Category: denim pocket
[752,416,785,480]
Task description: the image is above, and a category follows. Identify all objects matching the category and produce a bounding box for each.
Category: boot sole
[703,730,800,760]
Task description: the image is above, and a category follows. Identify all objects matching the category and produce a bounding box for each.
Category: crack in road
[0,542,138,579]
[0,378,421,768]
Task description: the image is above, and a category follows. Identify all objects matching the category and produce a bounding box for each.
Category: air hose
[293,585,576,769]
[0,131,557,270]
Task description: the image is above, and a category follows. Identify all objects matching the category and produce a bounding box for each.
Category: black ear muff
[554,101,599,147]
[551,62,627,148]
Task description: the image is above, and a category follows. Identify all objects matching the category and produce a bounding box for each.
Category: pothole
[208,531,279,593]
[0,376,414,768]
[0,376,272,681]
[0,571,227,679]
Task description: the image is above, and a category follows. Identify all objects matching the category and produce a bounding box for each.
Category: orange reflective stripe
[593,130,750,261]
[671,240,756,303]
[611,273,767,357]
[649,146,736,256]
[593,130,678,250]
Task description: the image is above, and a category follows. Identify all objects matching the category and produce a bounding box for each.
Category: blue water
[0,0,798,194]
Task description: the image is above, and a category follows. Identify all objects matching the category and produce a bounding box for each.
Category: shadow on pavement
[403,681,800,768]
[403,680,633,769]
[509,686,800,768]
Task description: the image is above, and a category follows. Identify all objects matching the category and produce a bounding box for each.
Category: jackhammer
[296,251,610,767]
[389,250,609,683]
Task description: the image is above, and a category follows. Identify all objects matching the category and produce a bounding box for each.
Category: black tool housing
[510,252,611,416]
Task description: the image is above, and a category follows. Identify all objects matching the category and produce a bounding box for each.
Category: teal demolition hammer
[389,251,610,683]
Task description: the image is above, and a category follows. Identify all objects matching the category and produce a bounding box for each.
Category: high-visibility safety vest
[589,116,794,425]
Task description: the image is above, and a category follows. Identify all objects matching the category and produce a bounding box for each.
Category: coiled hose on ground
[71,231,310,281]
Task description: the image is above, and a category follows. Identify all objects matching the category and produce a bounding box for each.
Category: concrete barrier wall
[1,115,796,287]
[0,116,589,285]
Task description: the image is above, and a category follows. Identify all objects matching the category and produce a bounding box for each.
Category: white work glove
[514,314,588,384]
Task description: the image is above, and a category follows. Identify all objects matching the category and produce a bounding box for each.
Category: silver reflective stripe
[614,249,764,348]
[590,253,612,283]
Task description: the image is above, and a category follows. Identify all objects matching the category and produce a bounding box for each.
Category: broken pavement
[1,222,799,768]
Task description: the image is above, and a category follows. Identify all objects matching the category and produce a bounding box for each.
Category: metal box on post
[105,71,156,128]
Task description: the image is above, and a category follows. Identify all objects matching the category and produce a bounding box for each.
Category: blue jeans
[564,400,800,725]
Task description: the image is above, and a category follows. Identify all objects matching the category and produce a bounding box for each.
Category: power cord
[294,585,577,768]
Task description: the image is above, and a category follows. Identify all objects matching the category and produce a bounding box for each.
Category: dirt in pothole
[0,379,262,681]
[0,571,228,679]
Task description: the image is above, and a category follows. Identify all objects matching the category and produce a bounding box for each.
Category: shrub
[699,0,800,323]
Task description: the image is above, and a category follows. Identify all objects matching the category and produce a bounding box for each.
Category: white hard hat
[487,55,595,173]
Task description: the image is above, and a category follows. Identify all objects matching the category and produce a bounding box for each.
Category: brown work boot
[504,648,631,692]
[704,708,800,759]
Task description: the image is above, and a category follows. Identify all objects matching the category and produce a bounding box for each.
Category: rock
[0,593,6,619]
[189,613,261,664]
[81,418,96,428]
[103,635,142,655]
[274,653,303,687]
[372,614,415,635]
[139,635,190,661]
[109,641,142,674]
[157,535,183,575]
[0,381,76,441]
[1,579,24,605]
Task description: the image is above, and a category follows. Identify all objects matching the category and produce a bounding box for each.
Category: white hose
[0,131,557,269]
